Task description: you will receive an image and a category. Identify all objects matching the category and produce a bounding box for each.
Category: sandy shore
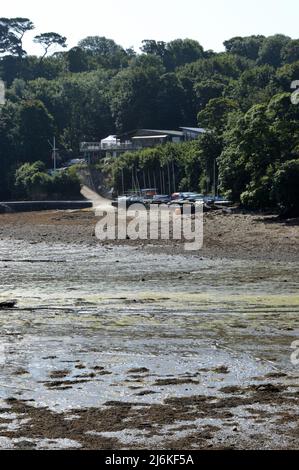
[0,209,298,261]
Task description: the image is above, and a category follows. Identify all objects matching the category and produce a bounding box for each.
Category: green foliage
[34,32,67,60]
[106,142,203,195]
[18,99,55,163]
[0,17,34,57]
[198,97,238,132]
[240,175,274,210]
[15,161,49,199]
[109,63,162,132]
[218,93,299,211]
[194,79,225,110]
[232,65,276,109]
[0,19,299,212]
[15,161,81,200]
[272,160,299,214]
[141,38,204,71]
[224,36,265,61]
[281,40,299,64]
[66,47,89,73]
[78,36,128,69]
[258,34,291,68]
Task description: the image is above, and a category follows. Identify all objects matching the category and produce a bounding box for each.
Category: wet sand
[0,210,298,449]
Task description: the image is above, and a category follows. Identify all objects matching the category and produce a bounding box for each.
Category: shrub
[15,161,81,200]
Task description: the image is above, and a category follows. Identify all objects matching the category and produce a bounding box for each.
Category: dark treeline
[0,17,299,212]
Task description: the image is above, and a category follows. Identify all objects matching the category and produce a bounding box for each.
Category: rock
[212,365,229,374]
[255,383,282,393]
[0,300,17,309]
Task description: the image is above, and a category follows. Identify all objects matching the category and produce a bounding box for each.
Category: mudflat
[0,209,298,449]
[0,209,298,261]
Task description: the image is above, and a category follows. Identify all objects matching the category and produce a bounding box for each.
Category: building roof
[132,135,168,140]
[117,129,184,139]
[180,127,206,133]
[142,129,184,137]
[101,135,117,143]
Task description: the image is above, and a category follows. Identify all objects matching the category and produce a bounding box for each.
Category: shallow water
[0,238,298,413]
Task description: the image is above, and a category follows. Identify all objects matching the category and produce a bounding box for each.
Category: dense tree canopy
[0,16,298,212]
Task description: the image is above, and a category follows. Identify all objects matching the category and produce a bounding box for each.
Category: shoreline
[0,209,298,262]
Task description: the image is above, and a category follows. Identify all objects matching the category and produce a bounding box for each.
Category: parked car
[213,196,232,206]
[169,198,211,214]
[112,196,147,209]
[203,196,215,204]
[183,193,205,202]
[151,195,172,205]
[171,192,184,200]
[66,158,86,167]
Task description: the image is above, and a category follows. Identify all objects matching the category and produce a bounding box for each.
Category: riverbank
[0,209,298,262]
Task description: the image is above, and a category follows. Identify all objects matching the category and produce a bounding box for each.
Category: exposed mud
[1,380,298,450]
[0,209,298,261]
[0,209,298,449]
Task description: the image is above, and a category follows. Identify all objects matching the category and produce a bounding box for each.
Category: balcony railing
[80,142,141,152]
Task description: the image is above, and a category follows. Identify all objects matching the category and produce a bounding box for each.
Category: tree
[15,160,46,186]
[275,61,299,91]
[109,62,162,132]
[266,92,299,163]
[218,91,299,205]
[281,39,299,64]
[141,40,166,58]
[165,39,204,70]
[197,97,238,132]
[8,17,34,55]
[217,104,276,202]
[194,79,225,110]
[272,159,299,215]
[141,38,204,71]
[79,36,121,55]
[78,36,127,68]
[224,36,265,61]
[0,21,21,56]
[108,142,203,195]
[66,47,89,73]
[0,17,34,57]
[197,132,223,193]
[58,72,114,152]
[34,32,67,61]
[0,102,18,198]
[233,65,276,109]
[258,34,290,68]
[18,99,55,163]
[155,73,185,129]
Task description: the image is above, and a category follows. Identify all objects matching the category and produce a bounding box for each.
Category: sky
[1,0,299,55]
